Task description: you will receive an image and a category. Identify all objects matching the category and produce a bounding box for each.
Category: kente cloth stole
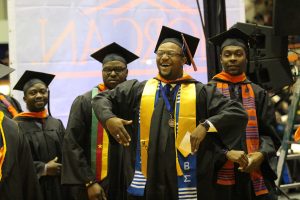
[0,112,6,181]
[127,79,198,199]
[90,84,109,181]
[216,82,268,196]
[0,95,18,117]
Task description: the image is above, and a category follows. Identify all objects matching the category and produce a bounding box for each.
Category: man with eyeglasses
[91,26,248,200]
[62,42,139,200]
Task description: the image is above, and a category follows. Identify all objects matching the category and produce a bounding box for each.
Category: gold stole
[140,79,196,177]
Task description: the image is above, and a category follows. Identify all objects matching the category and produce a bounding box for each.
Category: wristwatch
[200,120,210,132]
[85,180,97,188]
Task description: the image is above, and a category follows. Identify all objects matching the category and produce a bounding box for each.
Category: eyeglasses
[156,51,183,58]
[102,67,127,74]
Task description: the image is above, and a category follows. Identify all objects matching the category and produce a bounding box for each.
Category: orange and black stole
[14,109,48,119]
[0,95,19,117]
[90,83,109,182]
[213,71,268,196]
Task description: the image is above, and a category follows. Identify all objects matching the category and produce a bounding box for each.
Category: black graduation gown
[210,78,281,200]
[14,115,65,200]
[62,88,123,200]
[0,115,43,200]
[92,79,248,200]
[0,94,22,119]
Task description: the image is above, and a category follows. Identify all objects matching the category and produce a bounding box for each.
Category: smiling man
[13,70,67,200]
[91,26,248,200]
[62,42,138,200]
[156,42,185,80]
[209,28,280,200]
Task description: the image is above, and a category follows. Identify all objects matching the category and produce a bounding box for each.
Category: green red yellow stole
[0,95,19,117]
[14,109,48,119]
[0,112,6,181]
[90,83,109,181]
[213,72,268,196]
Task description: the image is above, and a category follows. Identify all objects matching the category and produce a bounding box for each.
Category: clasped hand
[226,151,264,173]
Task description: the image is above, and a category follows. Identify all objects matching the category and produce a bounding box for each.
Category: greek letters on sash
[128,79,198,198]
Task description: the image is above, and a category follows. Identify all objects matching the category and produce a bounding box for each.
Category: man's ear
[23,96,27,102]
[220,54,224,65]
[182,56,187,65]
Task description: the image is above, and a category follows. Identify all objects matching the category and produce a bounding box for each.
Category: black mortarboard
[91,42,139,65]
[13,70,55,92]
[154,26,200,68]
[0,64,14,79]
[209,28,253,50]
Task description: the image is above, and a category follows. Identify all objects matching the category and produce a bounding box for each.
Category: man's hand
[226,150,248,169]
[240,152,264,173]
[87,183,107,200]
[106,117,132,146]
[190,124,207,154]
[46,157,62,176]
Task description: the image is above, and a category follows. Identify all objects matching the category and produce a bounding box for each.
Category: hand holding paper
[178,131,192,157]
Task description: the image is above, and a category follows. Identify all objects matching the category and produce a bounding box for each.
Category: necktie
[164,84,171,96]
[230,84,240,101]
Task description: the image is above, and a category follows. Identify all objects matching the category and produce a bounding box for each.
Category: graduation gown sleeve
[252,83,280,180]
[62,92,95,184]
[0,116,43,200]
[92,80,144,128]
[253,83,281,151]
[201,83,248,150]
[19,130,44,200]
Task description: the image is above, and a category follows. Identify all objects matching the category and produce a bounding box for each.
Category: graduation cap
[13,70,55,92]
[91,42,139,65]
[0,64,14,79]
[209,28,253,51]
[154,26,200,71]
[14,70,55,115]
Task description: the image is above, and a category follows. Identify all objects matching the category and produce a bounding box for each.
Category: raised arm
[92,79,144,146]
[191,83,248,153]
